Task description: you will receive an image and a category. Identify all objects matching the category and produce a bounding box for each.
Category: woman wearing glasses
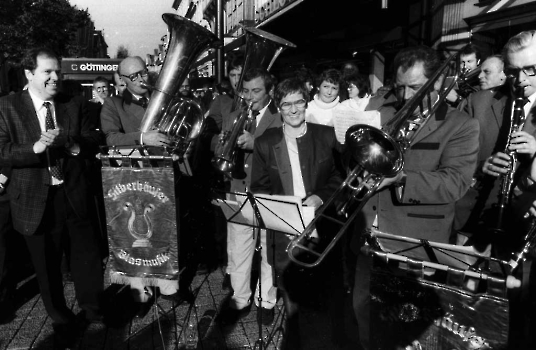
[340,73,372,112]
[250,77,343,349]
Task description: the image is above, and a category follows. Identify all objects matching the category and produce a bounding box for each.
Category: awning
[62,73,115,81]
[464,2,536,32]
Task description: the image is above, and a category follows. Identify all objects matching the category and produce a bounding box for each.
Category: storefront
[61,58,122,99]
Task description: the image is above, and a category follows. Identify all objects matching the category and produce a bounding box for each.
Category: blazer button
[244,164,249,168]
[372,206,376,211]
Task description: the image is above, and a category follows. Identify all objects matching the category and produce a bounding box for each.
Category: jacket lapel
[255,100,280,136]
[273,131,293,196]
[490,90,506,130]
[410,101,446,145]
[20,91,42,138]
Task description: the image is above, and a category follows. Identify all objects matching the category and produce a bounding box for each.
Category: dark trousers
[353,253,372,350]
[23,185,103,325]
[0,199,11,295]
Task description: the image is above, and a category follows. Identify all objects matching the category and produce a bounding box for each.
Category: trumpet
[213,98,253,178]
[492,87,527,234]
[287,54,461,268]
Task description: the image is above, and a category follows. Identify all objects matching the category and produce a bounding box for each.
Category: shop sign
[255,0,298,23]
[61,59,122,74]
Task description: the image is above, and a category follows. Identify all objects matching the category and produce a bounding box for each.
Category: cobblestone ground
[0,264,356,350]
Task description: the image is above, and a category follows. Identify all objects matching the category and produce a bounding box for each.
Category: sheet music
[333,109,381,144]
[213,194,311,235]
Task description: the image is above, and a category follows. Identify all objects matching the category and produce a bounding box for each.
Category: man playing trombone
[354,45,480,349]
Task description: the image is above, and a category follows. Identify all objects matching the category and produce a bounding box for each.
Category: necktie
[43,102,63,181]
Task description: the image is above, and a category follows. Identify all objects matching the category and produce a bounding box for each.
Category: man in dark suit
[0,167,14,321]
[0,47,104,346]
[453,81,509,246]
[250,77,343,349]
[216,68,281,325]
[355,45,480,349]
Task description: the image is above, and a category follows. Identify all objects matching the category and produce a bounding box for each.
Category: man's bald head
[478,55,506,90]
[119,56,149,96]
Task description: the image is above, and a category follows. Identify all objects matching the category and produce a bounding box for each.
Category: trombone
[287,54,461,268]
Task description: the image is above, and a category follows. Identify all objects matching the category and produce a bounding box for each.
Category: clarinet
[494,89,527,234]
[509,216,536,272]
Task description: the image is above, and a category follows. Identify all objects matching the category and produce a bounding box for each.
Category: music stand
[215,191,309,350]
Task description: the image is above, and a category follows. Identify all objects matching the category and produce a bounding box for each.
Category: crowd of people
[1,28,536,349]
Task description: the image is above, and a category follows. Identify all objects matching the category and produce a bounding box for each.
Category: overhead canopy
[464,2,536,32]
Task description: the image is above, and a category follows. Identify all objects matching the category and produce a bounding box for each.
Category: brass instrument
[139,14,220,156]
[287,54,461,268]
[457,66,481,98]
[211,28,296,179]
[493,87,527,234]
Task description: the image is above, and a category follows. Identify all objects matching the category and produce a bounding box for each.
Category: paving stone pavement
[0,264,356,350]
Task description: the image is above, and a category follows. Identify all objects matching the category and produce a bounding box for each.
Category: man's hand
[377,171,404,191]
[446,89,459,103]
[34,129,63,154]
[508,131,536,158]
[303,194,323,209]
[142,130,170,146]
[237,130,254,150]
[483,152,510,177]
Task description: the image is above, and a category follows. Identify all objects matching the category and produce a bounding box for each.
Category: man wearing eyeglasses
[90,76,110,105]
[100,56,170,147]
[250,77,343,349]
[485,29,536,350]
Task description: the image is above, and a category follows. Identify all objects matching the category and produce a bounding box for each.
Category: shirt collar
[27,88,52,112]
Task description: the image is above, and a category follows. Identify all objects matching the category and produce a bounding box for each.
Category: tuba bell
[287,54,461,268]
[139,14,220,156]
[211,28,296,178]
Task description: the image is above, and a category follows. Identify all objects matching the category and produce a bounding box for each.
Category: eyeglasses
[505,65,536,79]
[280,99,307,111]
[95,86,109,92]
[180,85,190,90]
[121,69,149,82]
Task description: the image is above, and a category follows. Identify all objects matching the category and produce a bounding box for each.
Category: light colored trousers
[227,222,277,309]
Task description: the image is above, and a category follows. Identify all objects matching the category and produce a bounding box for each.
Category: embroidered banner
[102,165,179,285]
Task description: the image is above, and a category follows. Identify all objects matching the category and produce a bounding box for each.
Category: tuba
[139,14,220,156]
[287,54,461,268]
[211,28,296,179]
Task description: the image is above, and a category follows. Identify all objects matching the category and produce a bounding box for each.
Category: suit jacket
[216,100,282,192]
[454,87,536,233]
[360,93,480,243]
[100,89,146,146]
[206,94,233,151]
[250,123,342,202]
[0,90,101,235]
